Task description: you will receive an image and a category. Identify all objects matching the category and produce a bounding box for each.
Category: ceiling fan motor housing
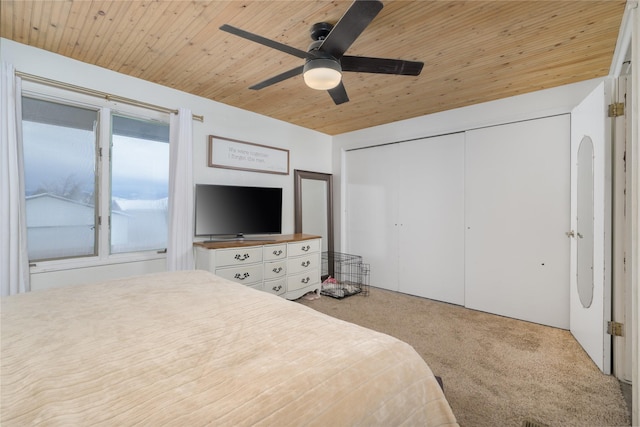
[310,22,333,41]
[305,34,342,79]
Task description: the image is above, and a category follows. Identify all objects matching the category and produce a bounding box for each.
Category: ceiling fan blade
[220,24,311,59]
[319,0,383,60]
[328,82,349,105]
[249,65,305,90]
[341,56,424,76]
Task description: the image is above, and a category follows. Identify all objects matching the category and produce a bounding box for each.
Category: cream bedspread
[1,270,457,426]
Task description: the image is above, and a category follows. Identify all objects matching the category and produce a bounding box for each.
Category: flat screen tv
[194,184,282,240]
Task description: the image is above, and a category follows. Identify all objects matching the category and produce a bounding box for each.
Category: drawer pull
[301,260,311,267]
[234,272,250,280]
[272,250,283,256]
[272,267,283,273]
[272,285,282,292]
[301,277,310,284]
[301,245,310,252]
[234,253,250,261]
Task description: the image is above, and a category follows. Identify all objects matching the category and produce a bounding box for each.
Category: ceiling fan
[219,0,424,105]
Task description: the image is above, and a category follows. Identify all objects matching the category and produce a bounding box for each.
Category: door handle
[565,230,575,238]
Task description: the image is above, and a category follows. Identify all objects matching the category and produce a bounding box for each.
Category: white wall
[1,38,332,289]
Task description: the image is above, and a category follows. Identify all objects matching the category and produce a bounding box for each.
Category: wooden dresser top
[193,234,321,250]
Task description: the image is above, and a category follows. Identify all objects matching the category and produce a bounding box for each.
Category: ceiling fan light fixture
[303,58,342,90]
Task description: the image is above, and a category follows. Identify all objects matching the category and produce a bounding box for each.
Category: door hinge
[608,102,625,117]
[607,321,624,337]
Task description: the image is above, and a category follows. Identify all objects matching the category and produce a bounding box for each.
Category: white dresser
[194,234,321,300]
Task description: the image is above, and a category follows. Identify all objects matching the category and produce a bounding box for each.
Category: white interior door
[569,81,611,374]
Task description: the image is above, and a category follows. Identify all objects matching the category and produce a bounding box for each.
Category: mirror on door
[577,135,595,308]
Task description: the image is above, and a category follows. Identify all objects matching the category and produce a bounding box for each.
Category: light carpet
[298,287,629,427]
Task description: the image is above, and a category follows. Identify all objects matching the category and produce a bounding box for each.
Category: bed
[1,270,458,426]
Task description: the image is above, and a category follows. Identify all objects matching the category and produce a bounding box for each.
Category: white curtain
[1,62,30,296]
[167,107,194,271]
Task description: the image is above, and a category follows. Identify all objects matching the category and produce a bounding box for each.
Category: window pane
[22,98,98,261]
[110,115,169,254]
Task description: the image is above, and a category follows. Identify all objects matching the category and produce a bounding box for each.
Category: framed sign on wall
[208,135,290,175]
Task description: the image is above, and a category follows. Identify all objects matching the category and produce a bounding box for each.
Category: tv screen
[194,184,282,238]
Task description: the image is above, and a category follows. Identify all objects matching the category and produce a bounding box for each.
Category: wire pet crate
[321,251,370,299]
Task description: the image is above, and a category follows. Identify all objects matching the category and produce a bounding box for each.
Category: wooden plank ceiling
[1,1,626,135]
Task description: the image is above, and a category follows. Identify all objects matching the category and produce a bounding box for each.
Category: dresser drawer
[287,269,319,292]
[248,282,263,291]
[215,264,263,285]
[264,244,287,261]
[264,260,287,279]
[263,278,286,296]
[288,239,320,257]
[215,247,263,267]
[287,252,320,275]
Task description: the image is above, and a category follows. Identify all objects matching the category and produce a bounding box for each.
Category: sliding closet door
[397,134,465,304]
[345,134,465,301]
[345,144,400,291]
[464,115,571,328]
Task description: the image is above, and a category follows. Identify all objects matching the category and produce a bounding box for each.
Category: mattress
[1,270,458,426]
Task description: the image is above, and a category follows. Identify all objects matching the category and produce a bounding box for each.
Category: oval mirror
[576,136,594,308]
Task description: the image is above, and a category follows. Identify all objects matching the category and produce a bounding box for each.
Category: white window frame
[22,81,170,274]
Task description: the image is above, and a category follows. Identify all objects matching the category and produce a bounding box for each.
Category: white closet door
[345,144,399,291]
[465,115,571,329]
[397,134,465,304]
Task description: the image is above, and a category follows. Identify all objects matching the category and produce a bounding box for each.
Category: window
[22,98,99,261]
[22,95,170,263]
[110,115,169,254]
